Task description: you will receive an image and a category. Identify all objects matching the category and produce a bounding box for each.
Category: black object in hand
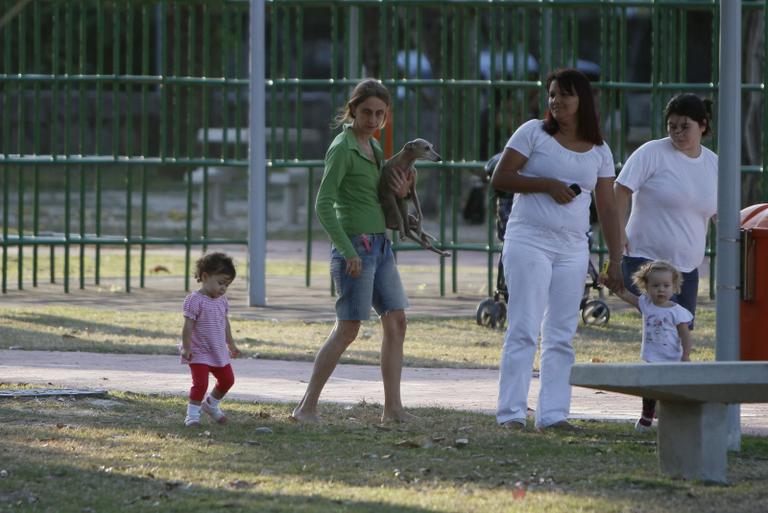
[569,184,582,195]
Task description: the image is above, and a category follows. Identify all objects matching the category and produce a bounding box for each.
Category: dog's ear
[405,142,415,152]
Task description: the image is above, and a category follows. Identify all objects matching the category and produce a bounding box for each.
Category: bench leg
[200,182,226,221]
[212,183,226,220]
[657,401,728,483]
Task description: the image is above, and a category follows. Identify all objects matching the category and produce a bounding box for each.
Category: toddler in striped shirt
[181,252,240,427]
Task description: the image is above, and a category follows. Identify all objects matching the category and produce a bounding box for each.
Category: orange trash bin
[740,203,768,360]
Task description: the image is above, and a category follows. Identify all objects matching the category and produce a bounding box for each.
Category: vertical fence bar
[237,3,246,161]
[764,1,768,203]
[16,2,26,290]
[32,0,41,287]
[140,4,150,288]
[228,10,238,172]
[709,3,721,301]
[618,6,627,165]
[111,2,130,293]
[296,5,308,285]
[415,7,422,142]
[270,1,278,164]
[79,0,87,289]
[282,7,290,159]
[170,2,190,292]
[650,2,659,140]
[63,2,72,288]
[439,4,448,293]
[95,0,104,285]
[48,2,58,286]
[202,2,211,256]
[188,5,204,254]
[222,3,232,169]
[126,3,137,287]
[1,0,8,292]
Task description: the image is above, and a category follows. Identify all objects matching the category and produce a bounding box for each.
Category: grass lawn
[0,304,716,368]
[1,388,766,513]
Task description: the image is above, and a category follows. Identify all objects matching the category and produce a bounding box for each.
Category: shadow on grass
[1,311,174,340]
[0,453,443,513]
[0,325,176,354]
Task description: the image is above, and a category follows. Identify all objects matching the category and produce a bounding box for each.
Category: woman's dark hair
[665,93,713,136]
[194,252,236,282]
[543,68,604,145]
[332,78,391,129]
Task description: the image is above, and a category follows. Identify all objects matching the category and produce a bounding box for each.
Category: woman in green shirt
[292,79,414,423]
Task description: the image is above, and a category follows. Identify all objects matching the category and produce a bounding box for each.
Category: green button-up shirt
[315,125,386,259]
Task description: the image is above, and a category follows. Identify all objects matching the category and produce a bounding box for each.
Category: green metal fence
[2,0,767,297]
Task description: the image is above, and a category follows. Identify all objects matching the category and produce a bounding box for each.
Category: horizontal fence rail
[2,0,767,299]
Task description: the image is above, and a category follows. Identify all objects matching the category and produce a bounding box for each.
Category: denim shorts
[330,233,409,320]
[621,255,699,329]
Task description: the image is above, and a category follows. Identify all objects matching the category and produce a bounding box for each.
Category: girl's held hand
[229,345,241,358]
[346,256,362,277]
[181,348,192,360]
[600,260,625,293]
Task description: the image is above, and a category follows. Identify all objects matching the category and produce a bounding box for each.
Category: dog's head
[404,139,442,162]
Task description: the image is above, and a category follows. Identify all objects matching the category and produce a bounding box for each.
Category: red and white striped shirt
[181,291,230,367]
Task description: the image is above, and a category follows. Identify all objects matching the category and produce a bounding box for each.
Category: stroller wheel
[581,299,610,326]
[476,298,498,328]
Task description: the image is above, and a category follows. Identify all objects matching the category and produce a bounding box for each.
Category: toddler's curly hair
[631,260,682,295]
[194,252,236,282]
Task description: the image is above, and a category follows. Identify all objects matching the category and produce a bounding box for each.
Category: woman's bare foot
[290,406,321,423]
[381,409,419,424]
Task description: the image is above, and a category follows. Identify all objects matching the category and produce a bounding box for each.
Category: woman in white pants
[490,68,624,431]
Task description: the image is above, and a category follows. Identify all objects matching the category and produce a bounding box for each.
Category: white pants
[496,227,588,428]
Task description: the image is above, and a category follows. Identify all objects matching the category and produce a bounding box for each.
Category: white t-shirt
[504,119,615,242]
[638,294,693,362]
[616,138,717,272]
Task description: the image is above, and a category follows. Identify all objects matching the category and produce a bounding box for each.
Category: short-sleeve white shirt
[616,138,717,272]
[504,119,615,241]
[638,294,693,362]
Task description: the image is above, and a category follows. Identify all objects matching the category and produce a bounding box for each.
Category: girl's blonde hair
[331,78,391,129]
[631,260,682,294]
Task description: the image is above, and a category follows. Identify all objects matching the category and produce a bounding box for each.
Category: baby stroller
[475,153,610,330]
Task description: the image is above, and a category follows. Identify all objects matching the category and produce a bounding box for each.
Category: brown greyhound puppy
[379,139,449,256]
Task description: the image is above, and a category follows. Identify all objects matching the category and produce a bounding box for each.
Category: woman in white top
[614,94,717,325]
[491,68,624,431]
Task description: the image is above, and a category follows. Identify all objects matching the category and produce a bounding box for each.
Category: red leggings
[188,363,235,402]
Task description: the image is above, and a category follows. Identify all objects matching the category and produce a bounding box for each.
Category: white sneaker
[185,404,202,427]
[202,398,228,424]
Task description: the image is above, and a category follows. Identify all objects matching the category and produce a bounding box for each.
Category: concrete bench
[193,127,321,222]
[570,362,768,483]
[190,165,307,223]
